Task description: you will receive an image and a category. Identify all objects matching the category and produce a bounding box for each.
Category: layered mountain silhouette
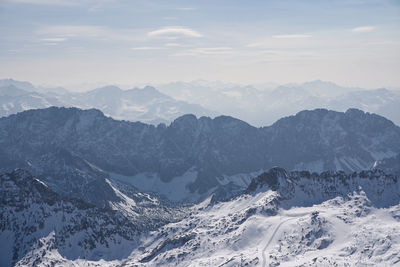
[157,80,400,126]
[0,107,398,202]
[0,79,217,124]
[2,79,400,127]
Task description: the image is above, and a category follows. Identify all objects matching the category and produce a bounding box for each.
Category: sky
[0,0,399,89]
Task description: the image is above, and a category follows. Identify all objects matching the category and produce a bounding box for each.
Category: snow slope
[0,169,186,267]
[5,168,399,266]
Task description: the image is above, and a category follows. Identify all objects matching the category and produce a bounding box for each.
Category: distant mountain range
[0,106,398,203]
[157,80,400,126]
[1,78,400,126]
[0,79,217,125]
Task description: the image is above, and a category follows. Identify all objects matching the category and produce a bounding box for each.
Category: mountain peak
[246,167,288,192]
[142,85,158,91]
[0,78,36,91]
[91,85,123,94]
[345,108,366,117]
[213,115,252,129]
[127,85,169,100]
[171,114,198,125]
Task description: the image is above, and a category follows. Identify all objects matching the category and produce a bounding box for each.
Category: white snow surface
[12,169,400,267]
[17,192,400,267]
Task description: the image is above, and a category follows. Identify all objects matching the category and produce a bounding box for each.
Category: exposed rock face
[374,154,400,176]
[0,107,399,201]
[246,167,399,208]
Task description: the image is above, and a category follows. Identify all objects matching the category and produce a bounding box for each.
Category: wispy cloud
[172,47,233,56]
[163,17,178,20]
[272,34,312,39]
[39,37,67,42]
[131,46,162,50]
[259,50,280,55]
[35,25,141,42]
[352,26,376,33]
[164,43,186,47]
[148,27,203,38]
[37,25,108,37]
[192,47,233,55]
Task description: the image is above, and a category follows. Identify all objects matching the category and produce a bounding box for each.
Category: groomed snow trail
[262,217,296,267]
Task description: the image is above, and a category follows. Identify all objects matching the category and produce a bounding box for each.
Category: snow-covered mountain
[327,88,400,125]
[0,84,64,118]
[0,79,217,125]
[2,78,400,126]
[157,80,400,126]
[60,85,217,124]
[0,79,37,92]
[0,169,187,266]
[1,102,399,266]
[129,168,400,266]
[2,168,399,266]
[0,107,399,202]
[0,169,138,267]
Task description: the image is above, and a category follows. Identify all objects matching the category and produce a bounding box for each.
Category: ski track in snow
[262,217,297,267]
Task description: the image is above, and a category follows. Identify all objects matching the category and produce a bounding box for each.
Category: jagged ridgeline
[0,107,399,204]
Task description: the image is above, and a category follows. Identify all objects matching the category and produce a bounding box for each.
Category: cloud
[352,26,376,33]
[37,25,107,37]
[148,27,203,38]
[164,43,182,47]
[164,43,191,48]
[259,50,280,55]
[272,34,312,39]
[172,47,233,56]
[192,47,233,55]
[163,17,178,20]
[131,46,162,50]
[35,25,141,42]
[39,37,67,42]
